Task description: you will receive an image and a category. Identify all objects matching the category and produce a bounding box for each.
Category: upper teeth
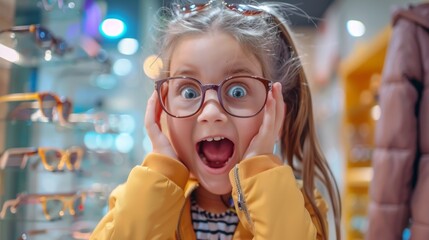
[204,136,224,142]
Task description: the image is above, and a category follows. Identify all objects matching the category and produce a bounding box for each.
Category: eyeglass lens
[158,77,269,118]
[43,150,63,169]
[61,100,71,120]
[43,195,84,219]
[68,151,80,167]
[39,94,71,121]
[40,94,57,120]
[43,150,78,169]
[34,27,69,55]
[54,39,68,55]
[34,27,53,48]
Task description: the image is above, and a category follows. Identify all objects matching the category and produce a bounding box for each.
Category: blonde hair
[156,1,341,239]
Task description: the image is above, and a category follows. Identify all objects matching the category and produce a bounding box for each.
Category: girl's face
[164,32,265,195]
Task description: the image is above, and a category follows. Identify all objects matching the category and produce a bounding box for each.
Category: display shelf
[339,26,391,240]
[346,167,373,189]
[0,3,116,239]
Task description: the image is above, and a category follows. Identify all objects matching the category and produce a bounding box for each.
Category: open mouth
[197,137,234,169]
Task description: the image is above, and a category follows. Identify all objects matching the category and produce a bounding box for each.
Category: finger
[261,89,277,141]
[145,91,162,141]
[272,82,285,136]
[144,91,178,159]
[246,89,277,157]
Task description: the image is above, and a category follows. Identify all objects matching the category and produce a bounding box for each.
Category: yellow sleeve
[229,154,317,239]
[90,153,189,240]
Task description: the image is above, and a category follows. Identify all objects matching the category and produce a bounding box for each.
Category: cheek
[165,117,194,162]
[235,115,263,150]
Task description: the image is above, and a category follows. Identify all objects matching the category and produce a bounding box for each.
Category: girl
[91,1,341,239]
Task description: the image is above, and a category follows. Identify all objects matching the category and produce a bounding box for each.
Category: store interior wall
[0,0,427,239]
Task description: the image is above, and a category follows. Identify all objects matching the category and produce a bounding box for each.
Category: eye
[180,87,200,99]
[227,85,247,98]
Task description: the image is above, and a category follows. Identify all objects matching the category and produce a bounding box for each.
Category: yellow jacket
[90,153,325,239]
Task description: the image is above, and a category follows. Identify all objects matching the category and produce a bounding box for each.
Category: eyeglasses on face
[0,92,72,125]
[0,192,86,221]
[0,24,72,55]
[155,75,272,118]
[0,146,83,172]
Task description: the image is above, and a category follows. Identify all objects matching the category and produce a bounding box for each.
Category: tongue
[200,139,234,165]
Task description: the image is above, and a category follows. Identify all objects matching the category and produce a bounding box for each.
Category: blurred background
[0,0,425,239]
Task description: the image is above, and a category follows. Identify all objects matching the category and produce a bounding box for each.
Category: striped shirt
[191,198,239,240]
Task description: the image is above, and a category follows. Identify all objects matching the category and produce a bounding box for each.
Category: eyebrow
[225,65,259,76]
[170,68,198,77]
[169,61,261,79]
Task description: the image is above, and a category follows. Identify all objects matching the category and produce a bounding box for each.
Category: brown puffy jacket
[367,3,429,240]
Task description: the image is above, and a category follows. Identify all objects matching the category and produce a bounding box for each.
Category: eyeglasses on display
[18,224,93,240]
[0,24,72,55]
[0,192,86,221]
[40,0,65,11]
[155,75,272,118]
[0,92,72,125]
[67,112,133,134]
[0,146,83,172]
[18,228,91,240]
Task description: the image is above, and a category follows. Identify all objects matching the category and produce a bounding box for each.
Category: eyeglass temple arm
[0,24,38,34]
[0,147,38,169]
[0,197,22,219]
[0,93,39,103]
[7,102,48,121]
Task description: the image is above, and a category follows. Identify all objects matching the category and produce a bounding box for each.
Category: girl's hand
[144,91,178,159]
[243,82,285,159]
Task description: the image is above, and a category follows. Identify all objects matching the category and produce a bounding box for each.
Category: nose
[197,90,227,123]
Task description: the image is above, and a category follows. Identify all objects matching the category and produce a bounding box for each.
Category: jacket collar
[178,179,251,239]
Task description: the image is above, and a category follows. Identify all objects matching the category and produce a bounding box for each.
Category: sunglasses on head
[173,0,294,59]
[174,0,263,15]
[0,24,72,55]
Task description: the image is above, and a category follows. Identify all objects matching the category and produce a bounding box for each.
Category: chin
[199,177,232,195]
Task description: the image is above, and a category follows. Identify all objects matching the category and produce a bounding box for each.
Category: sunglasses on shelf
[0,191,86,221]
[0,146,83,172]
[18,225,93,240]
[0,24,73,55]
[0,92,72,125]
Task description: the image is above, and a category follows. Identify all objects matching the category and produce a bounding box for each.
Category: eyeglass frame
[0,191,86,221]
[0,146,84,172]
[0,92,72,125]
[155,75,272,118]
[40,0,64,11]
[18,223,94,240]
[0,24,73,55]
[174,0,264,15]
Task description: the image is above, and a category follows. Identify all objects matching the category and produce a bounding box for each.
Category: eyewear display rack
[0,2,130,239]
[339,27,391,240]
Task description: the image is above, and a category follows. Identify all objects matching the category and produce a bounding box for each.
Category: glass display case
[0,1,157,238]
